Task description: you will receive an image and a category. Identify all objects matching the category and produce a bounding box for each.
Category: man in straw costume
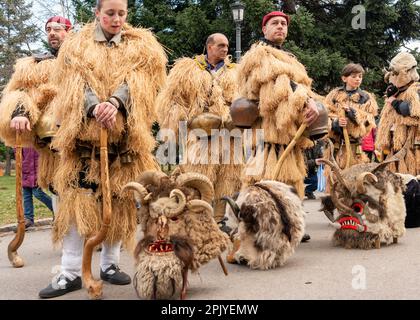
[157,33,242,223]
[0,16,72,200]
[235,11,323,199]
[376,52,420,175]
[38,0,167,298]
[324,63,378,169]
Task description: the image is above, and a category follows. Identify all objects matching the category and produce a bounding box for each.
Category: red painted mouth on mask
[337,216,366,232]
[147,240,173,253]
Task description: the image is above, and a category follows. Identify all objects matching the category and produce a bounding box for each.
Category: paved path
[1,196,420,300]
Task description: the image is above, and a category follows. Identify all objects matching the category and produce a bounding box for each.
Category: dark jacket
[304,140,324,175]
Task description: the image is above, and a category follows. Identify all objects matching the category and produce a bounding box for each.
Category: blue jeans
[23,187,53,222]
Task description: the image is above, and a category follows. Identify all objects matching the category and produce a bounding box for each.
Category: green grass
[0,175,53,226]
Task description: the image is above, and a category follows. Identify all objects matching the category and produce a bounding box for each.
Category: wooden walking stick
[341,109,351,169]
[82,127,112,299]
[218,256,228,276]
[273,123,307,180]
[7,131,25,268]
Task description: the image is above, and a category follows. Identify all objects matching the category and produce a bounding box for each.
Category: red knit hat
[262,11,290,28]
[45,16,72,31]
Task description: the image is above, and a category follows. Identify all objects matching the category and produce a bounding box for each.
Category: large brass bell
[230,98,259,128]
[35,112,58,144]
[306,101,329,140]
[189,113,222,136]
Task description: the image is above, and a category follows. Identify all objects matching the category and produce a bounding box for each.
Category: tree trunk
[5,147,12,176]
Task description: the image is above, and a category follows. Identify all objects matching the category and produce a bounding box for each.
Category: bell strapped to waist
[76,139,134,164]
[230,98,260,128]
[35,112,58,146]
[306,101,329,140]
[189,113,222,136]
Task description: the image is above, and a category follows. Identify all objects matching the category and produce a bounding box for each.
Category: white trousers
[51,194,59,216]
[60,224,121,281]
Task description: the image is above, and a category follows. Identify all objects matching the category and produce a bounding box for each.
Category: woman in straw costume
[38,0,167,298]
[157,33,242,223]
[377,52,420,175]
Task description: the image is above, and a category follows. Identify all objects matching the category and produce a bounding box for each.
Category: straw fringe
[377,82,420,175]
[0,57,56,146]
[157,55,237,139]
[325,88,378,140]
[236,42,314,147]
[49,22,166,242]
[236,42,317,195]
[37,149,60,190]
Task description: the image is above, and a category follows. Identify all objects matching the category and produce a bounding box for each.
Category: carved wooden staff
[7,131,25,268]
[273,123,307,180]
[82,127,112,299]
[341,109,351,169]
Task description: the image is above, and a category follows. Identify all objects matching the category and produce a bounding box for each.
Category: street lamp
[231,0,245,62]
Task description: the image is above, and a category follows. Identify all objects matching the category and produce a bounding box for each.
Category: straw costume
[325,87,378,168]
[377,52,420,175]
[50,22,167,246]
[0,51,61,191]
[236,39,321,198]
[157,54,242,221]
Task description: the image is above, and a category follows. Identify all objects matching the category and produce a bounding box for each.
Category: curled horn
[319,158,351,194]
[356,172,378,194]
[138,170,168,187]
[165,189,187,217]
[122,182,150,205]
[176,172,214,203]
[187,199,213,216]
[221,196,240,218]
[330,181,353,214]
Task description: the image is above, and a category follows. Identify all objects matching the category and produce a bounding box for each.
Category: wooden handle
[82,127,112,299]
[273,123,307,180]
[8,132,25,268]
[341,110,351,169]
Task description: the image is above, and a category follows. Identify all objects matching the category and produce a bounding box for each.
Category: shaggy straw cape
[0,55,59,190]
[236,41,322,198]
[377,53,420,175]
[49,22,167,245]
[157,54,242,220]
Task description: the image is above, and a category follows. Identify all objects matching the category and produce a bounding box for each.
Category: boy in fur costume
[377,52,420,175]
[325,63,378,168]
[0,16,71,195]
[38,0,167,299]
[235,11,321,199]
[157,33,242,222]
